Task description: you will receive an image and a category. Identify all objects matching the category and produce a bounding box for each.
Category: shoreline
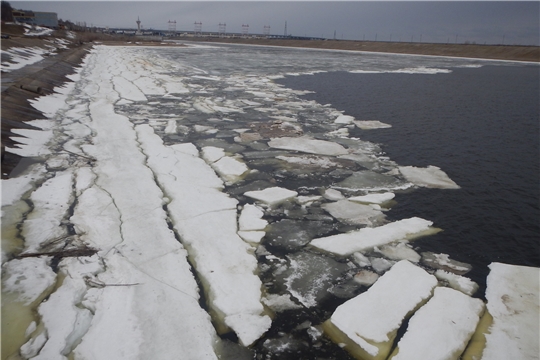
[2,33,538,177]
[183,37,540,63]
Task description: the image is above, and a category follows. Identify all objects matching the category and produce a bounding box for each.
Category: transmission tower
[242,24,249,37]
[284,21,287,36]
[219,23,226,37]
[168,20,176,35]
[263,25,270,36]
[194,21,202,36]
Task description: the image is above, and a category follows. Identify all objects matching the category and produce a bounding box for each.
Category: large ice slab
[324,260,438,360]
[474,263,540,359]
[244,187,298,206]
[399,165,460,189]
[389,287,484,360]
[322,199,385,226]
[310,217,438,256]
[136,124,271,346]
[268,136,348,156]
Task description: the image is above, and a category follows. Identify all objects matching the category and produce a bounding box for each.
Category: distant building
[12,9,58,28]
[34,12,58,28]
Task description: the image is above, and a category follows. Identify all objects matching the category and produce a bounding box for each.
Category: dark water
[276,65,540,295]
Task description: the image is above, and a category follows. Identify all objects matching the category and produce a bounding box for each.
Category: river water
[4,42,538,359]
[275,65,540,294]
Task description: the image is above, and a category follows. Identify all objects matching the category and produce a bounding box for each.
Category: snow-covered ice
[354,120,392,130]
[2,42,515,359]
[399,165,460,189]
[310,217,437,256]
[268,136,348,156]
[324,260,438,360]
[435,270,479,296]
[389,287,484,360]
[244,186,298,206]
[478,263,540,359]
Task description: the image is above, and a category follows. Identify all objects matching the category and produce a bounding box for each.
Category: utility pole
[194,21,202,36]
[284,21,287,36]
[219,23,226,37]
[333,30,336,40]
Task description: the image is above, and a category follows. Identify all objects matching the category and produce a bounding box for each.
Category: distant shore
[183,37,540,63]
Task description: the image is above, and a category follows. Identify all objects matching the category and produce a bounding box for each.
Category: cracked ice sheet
[61,46,218,359]
[136,124,271,346]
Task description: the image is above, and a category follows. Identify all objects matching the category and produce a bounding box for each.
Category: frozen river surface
[2,43,538,359]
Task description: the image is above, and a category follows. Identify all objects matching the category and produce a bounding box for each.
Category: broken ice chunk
[375,242,421,263]
[244,187,298,206]
[268,136,348,156]
[201,146,225,163]
[238,204,267,231]
[466,262,540,360]
[238,231,266,244]
[262,294,302,312]
[336,170,410,192]
[321,200,385,226]
[324,260,438,360]
[421,252,472,275]
[335,114,355,124]
[435,270,479,296]
[310,217,438,257]
[353,252,371,267]
[211,156,249,184]
[389,287,484,360]
[398,165,460,189]
[353,120,392,130]
[369,257,395,273]
[348,192,395,205]
[353,270,379,286]
[323,188,345,201]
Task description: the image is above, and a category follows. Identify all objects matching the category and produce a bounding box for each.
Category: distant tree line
[2,1,14,22]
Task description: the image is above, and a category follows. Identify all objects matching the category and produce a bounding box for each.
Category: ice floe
[399,165,460,189]
[389,287,484,360]
[244,187,298,206]
[268,136,348,156]
[421,252,472,275]
[434,270,479,296]
[348,192,395,205]
[475,263,540,359]
[321,199,385,226]
[324,260,438,360]
[310,217,438,256]
[353,120,392,130]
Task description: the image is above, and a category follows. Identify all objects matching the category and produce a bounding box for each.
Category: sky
[9,1,540,45]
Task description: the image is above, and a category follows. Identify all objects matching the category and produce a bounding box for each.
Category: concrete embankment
[1,40,93,178]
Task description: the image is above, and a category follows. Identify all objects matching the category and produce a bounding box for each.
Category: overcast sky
[9,1,540,45]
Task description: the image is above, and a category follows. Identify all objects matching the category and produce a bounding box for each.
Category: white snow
[1,164,47,206]
[7,128,53,157]
[1,46,52,72]
[481,262,540,359]
[390,287,484,360]
[244,187,298,206]
[399,165,460,189]
[2,257,57,305]
[268,136,348,156]
[325,260,438,359]
[310,217,437,256]
[262,294,302,312]
[21,170,74,253]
